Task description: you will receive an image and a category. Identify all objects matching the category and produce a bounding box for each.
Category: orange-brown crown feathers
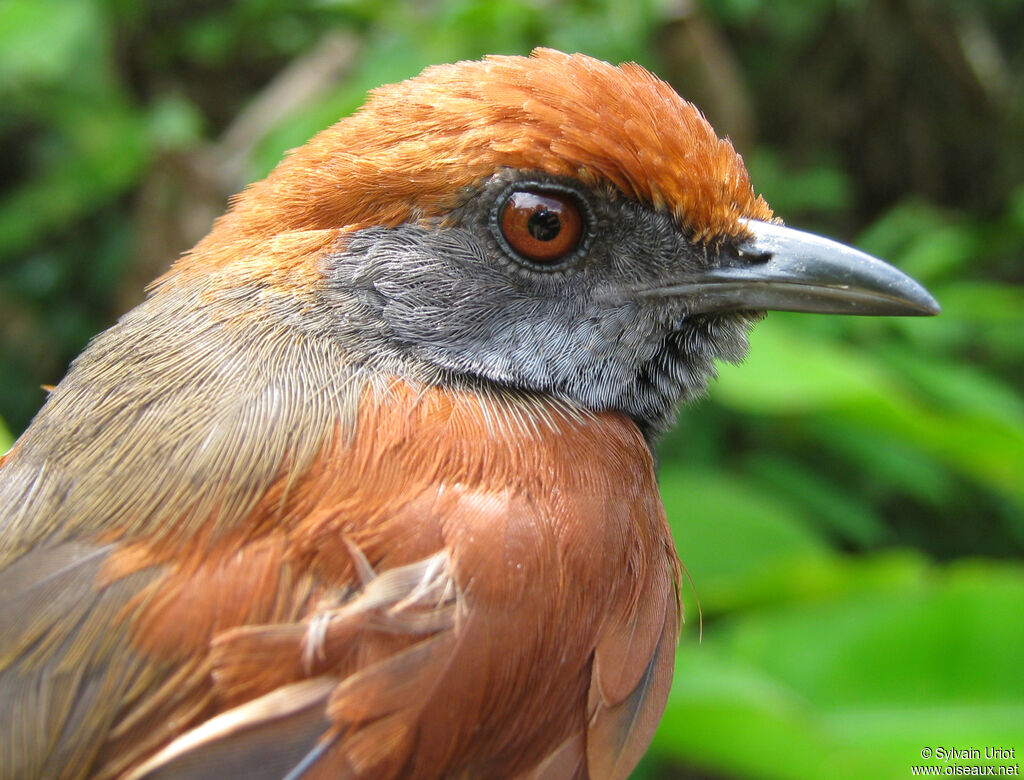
[172,48,772,281]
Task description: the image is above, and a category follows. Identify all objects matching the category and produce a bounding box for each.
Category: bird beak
[650,219,940,317]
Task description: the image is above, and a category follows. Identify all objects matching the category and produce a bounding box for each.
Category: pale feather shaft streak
[123,677,336,780]
[301,549,457,674]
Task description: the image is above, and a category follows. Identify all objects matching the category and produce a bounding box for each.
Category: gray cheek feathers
[319,223,756,439]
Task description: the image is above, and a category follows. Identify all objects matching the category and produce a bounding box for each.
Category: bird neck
[0,283,627,563]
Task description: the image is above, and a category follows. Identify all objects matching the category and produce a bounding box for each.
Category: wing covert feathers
[587,583,678,780]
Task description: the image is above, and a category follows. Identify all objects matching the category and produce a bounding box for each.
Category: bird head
[161,48,938,438]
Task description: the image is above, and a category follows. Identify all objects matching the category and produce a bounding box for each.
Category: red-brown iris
[499,190,583,265]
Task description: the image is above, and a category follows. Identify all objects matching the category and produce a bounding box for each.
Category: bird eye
[498,189,584,266]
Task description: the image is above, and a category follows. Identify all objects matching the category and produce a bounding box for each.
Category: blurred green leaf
[659,463,830,613]
[747,149,853,219]
[875,344,1024,424]
[0,416,11,454]
[0,100,150,256]
[857,201,970,278]
[0,0,97,88]
[712,315,1024,514]
[744,454,888,546]
[656,559,1024,779]
[812,420,953,507]
[933,282,1024,326]
[711,316,897,413]
[147,94,206,150]
[842,393,1024,517]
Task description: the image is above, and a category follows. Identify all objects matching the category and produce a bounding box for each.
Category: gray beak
[652,219,940,317]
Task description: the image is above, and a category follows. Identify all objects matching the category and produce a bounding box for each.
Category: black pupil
[527,209,561,241]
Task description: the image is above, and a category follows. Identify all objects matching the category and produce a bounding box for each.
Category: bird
[0,48,938,780]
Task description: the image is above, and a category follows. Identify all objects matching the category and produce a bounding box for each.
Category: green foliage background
[1,1,1022,777]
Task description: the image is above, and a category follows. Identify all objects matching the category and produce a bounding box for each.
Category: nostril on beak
[738,248,773,265]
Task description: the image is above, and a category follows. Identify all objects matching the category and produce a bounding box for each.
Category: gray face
[319,170,759,438]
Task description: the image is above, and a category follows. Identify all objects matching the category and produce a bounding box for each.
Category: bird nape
[0,49,937,780]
